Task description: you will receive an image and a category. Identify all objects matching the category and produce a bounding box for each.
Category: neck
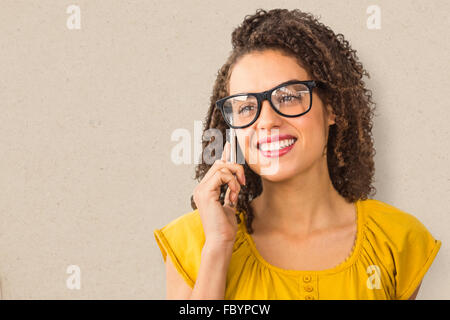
[250,157,350,236]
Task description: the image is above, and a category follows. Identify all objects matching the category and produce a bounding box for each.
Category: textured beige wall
[0,0,448,299]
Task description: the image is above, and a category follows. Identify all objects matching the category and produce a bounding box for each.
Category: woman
[154,8,441,300]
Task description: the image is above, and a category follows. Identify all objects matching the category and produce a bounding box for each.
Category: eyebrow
[232,78,304,95]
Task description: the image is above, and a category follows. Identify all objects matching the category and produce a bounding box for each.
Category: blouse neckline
[237,199,366,276]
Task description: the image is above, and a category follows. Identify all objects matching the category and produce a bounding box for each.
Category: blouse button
[303,275,312,282]
[305,295,314,300]
[304,284,314,292]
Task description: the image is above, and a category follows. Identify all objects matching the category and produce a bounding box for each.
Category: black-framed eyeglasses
[215,80,320,129]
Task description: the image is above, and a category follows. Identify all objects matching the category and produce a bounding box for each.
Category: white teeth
[259,138,296,152]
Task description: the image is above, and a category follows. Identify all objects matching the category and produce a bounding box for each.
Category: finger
[223,170,241,198]
[221,164,245,186]
[203,162,246,186]
[224,178,240,208]
[224,189,236,212]
[200,143,230,182]
[210,169,240,200]
[224,186,233,207]
[221,141,230,162]
[221,169,240,205]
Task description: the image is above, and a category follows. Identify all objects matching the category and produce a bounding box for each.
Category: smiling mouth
[256,138,298,152]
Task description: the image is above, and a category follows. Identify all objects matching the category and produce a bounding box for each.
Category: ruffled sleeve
[392,214,441,299]
[153,209,205,289]
[364,200,441,300]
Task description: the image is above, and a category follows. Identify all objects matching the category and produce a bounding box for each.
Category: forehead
[228,49,309,95]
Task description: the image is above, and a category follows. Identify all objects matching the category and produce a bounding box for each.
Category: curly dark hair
[190,8,377,234]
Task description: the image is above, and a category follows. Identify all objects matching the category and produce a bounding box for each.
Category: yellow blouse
[153,199,441,300]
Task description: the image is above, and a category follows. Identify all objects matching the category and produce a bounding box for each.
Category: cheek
[236,131,253,157]
[236,129,265,167]
[289,113,326,152]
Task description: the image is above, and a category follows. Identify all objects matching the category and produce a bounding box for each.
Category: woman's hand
[193,141,246,247]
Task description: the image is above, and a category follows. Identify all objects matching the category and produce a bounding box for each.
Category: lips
[256,134,297,149]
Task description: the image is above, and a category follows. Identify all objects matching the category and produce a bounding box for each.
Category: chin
[248,161,299,182]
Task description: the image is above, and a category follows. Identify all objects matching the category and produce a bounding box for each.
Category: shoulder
[154,209,205,250]
[361,198,434,245]
[158,209,204,239]
[153,209,205,288]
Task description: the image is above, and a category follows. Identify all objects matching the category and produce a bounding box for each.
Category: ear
[326,104,336,125]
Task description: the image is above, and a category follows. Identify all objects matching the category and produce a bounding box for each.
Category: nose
[254,98,283,131]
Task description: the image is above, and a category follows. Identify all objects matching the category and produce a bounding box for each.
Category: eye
[238,105,256,115]
[280,95,301,103]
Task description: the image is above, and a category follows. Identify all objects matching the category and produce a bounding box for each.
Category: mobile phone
[226,125,237,207]
[229,127,237,164]
[228,114,237,163]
